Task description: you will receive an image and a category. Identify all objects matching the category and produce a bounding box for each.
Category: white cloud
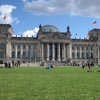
[23,0,100,17]
[0,5,20,24]
[14,18,20,24]
[23,27,39,37]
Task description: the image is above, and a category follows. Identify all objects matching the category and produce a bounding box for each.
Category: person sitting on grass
[51,64,53,68]
[47,64,51,69]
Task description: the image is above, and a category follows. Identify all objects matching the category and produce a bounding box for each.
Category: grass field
[0,66,100,100]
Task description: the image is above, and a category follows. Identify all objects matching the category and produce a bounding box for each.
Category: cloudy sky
[0,0,100,38]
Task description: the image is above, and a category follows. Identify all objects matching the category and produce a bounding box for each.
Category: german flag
[3,16,6,20]
[93,21,96,26]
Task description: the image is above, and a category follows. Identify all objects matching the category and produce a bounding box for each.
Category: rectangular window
[23,45,26,49]
[22,51,26,59]
[12,51,15,58]
[17,51,20,58]
[17,45,20,49]
[77,52,80,59]
[72,52,75,59]
[12,44,15,49]
[0,51,4,58]
[82,52,85,59]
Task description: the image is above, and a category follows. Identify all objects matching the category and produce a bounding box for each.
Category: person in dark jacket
[51,64,53,68]
[82,63,85,69]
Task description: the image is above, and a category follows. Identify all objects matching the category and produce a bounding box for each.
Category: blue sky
[0,0,100,38]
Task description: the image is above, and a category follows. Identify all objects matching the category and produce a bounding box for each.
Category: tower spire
[38,24,42,32]
[39,24,42,29]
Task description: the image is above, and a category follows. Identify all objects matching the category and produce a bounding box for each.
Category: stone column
[30,46,33,62]
[97,47,100,65]
[75,46,77,59]
[15,45,17,59]
[84,47,86,59]
[69,43,72,59]
[20,45,23,59]
[58,43,61,61]
[26,45,28,59]
[98,47,99,59]
[6,39,12,61]
[63,43,66,61]
[47,43,50,61]
[29,46,31,62]
[80,46,82,59]
[52,43,55,61]
[32,46,34,63]
[42,44,44,61]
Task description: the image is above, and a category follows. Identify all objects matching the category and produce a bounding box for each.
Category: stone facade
[0,24,100,66]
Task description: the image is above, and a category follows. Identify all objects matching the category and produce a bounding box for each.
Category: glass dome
[41,25,59,32]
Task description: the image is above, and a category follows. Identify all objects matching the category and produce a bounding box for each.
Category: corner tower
[0,24,13,63]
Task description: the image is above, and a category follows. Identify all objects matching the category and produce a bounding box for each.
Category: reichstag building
[0,24,100,66]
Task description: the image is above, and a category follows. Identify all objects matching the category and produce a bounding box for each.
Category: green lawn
[0,66,100,100]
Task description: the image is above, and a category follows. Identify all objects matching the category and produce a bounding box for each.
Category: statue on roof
[67,26,70,33]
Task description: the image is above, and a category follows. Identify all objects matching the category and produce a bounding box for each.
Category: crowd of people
[5,60,20,68]
[2,60,96,72]
[81,62,94,72]
[46,62,95,72]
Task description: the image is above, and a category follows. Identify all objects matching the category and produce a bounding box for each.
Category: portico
[41,42,70,62]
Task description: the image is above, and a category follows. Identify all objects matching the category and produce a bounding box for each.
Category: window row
[72,52,94,59]
[72,46,94,51]
[12,51,38,59]
[0,29,8,33]
[12,44,38,49]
